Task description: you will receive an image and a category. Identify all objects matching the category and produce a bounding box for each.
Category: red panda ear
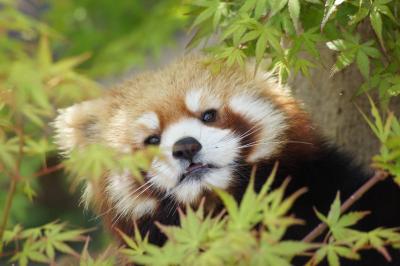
[52,99,106,154]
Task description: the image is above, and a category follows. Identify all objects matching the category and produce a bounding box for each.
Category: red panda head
[53,55,315,221]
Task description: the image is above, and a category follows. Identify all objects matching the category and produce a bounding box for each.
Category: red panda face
[132,88,289,204]
[53,56,311,221]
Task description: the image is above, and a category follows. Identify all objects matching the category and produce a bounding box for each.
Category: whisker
[92,179,152,221]
[166,197,179,218]
[236,140,313,150]
[112,181,156,226]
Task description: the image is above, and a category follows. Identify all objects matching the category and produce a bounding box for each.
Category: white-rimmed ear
[52,99,106,154]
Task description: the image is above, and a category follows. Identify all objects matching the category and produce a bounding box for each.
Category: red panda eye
[201,109,217,123]
[144,135,160,146]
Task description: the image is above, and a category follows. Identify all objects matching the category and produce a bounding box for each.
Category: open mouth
[180,163,216,182]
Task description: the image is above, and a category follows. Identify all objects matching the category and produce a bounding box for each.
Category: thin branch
[34,163,64,177]
[0,179,17,253]
[302,170,389,243]
[0,116,24,252]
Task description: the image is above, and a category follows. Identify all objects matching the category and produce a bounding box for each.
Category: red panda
[53,55,400,265]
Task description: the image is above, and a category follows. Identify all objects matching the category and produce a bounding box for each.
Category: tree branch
[0,117,24,252]
[302,170,389,243]
[34,163,64,177]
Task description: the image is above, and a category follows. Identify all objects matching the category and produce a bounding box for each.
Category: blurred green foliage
[46,0,187,77]
[65,144,159,188]
[358,97,400,184]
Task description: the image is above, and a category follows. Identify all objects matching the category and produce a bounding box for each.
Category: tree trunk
[290,47,400,166]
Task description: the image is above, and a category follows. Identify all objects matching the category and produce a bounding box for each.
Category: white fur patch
[173,167,232,203]
[53,105,81,153]
[185,89,222,113]
[185,90,202,113]
[203,167,233,189]
[173,180,205,203]
[106,171,157,219]
[148,118,240,203]
[229,94,287,162]
[53,100,103,154]
[136,112,160,130]
[81,182,93,210]
[130,112,161,147]
[148,158,181,190]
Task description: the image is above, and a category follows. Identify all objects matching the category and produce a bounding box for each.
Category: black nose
[172,137,202,161]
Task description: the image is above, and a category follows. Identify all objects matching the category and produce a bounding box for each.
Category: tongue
[187,163,205,172]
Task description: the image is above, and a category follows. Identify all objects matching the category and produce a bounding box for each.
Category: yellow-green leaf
[288,0,300,31]
[370,10,384,49]
[356,50,370,79]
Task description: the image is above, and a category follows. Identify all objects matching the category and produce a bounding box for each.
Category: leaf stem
[0,178,17,253]
[34,163,64,177]
[302,170,389,243]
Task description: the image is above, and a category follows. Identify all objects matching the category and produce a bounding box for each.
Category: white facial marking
[185,89,222,113]
[173,180,205,203]
[53,105,81,153]
[173,167,232,203]
[203,167,233,189]
[148,158,180,190]
[149,118,240,203]
[106,171,157,219]
[136,112,160,130]
[185,90,202,113]
[131,112,160,146]
[229,94,287,162]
